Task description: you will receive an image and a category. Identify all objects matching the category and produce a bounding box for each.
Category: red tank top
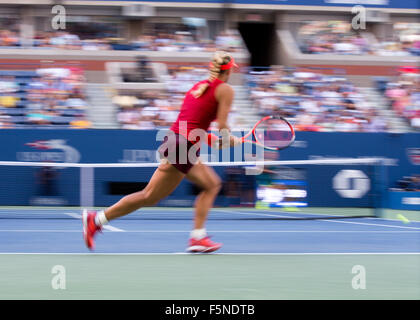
[170,78,224,141]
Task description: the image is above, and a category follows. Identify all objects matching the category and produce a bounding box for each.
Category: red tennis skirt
[158,132,200,174]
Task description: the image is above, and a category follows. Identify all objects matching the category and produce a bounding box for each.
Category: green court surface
[1,254,419,300]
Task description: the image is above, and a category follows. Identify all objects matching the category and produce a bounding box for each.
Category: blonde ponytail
[192,51,232,98]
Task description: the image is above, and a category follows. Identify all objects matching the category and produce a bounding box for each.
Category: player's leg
[185,161,223,252]
[104,162,184,221]
[186,161,222,229]
[83,162,184,250]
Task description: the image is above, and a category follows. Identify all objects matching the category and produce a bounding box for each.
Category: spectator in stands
[0,93,19,108]
[70,116,92,129]
[0,112,13,128]
[332,37,360,55]
[411,40,420,56]
[298,22,371,55]
[26,91,46,110]
[138,106,158,129]
[131,35,154,51]
[65,93,88,109]
[374,24,420,57]
[114,63,244,130]
[0,30,19,47]
[413,175,420,191]
[81,39,111,51]
[0,67,90,128]
[298,21,419,57]
[375,40,411,56]
[33,31,53,48]
[1,25,246,53]
[49,31,82,49]
[115,94,143,129]
[362,111,388,132]
[385,72,420,130]
[0,76,19,93]
[394,174,420,191]
[26,110,54,125]
[215,30,244,52]
[117,109,137,129]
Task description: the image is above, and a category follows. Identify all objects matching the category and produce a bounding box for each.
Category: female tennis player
[83,51,241,252]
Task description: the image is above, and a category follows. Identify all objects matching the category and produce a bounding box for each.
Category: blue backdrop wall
[0,130,418,208]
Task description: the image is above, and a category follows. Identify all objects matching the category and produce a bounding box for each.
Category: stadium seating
[246,67,389,132]
[297,21,419,57]
[383,71,420,130]
[0,18,417,132]
[114,65,250,130]
[0,29,244,53]
[0,69,90,128]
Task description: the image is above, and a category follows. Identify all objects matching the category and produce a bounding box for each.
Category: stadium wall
[0,130,418,208]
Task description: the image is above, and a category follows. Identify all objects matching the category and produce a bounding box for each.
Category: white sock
[95,210,108,226]
[190,228,207,240]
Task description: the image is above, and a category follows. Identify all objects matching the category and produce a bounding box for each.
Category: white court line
[229,208,420,225]
[0,252,419,256]
[0,230,81,233]
[318,219,420,230]
[215,210,420,231]
[63,212,83,219]
[102,225,125,232]
[0,229,419,233]
[64,212,125,232]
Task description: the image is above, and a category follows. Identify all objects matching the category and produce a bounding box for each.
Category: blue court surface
[0,207,419,299]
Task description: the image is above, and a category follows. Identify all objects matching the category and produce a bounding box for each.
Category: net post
[80,166,94,208]
[373,158,387,218]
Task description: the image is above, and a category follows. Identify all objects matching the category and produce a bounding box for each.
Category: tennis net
[0,158,387,220]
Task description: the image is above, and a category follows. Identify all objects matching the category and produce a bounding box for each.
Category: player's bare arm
[214,83,241,148]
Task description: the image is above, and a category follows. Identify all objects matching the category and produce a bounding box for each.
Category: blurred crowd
[377,22,420,57]
[383,68,420,129]
[247,67,388,132]
[298,21,371,55]
[0,29,244,52]
[1,63,415,132]
[115,90,181,130]
[392,174,420,192]
[0,67,90,128]
[115,65,206,129]
[131,31,243,52]
[298,21,420,56]
[1,18,418,131]
[375,39,420,57]
[115,65,244,130]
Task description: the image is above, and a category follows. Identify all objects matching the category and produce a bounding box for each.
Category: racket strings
[254,117,295,150]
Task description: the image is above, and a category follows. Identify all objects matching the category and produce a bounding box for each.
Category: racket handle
[231,135,243,147]
[207,133,242,148]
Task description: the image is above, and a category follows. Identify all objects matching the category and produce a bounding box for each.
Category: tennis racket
[241,115,295,151]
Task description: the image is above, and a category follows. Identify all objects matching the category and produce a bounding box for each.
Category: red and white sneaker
[82,209,102,250]
[187,236,222,253]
